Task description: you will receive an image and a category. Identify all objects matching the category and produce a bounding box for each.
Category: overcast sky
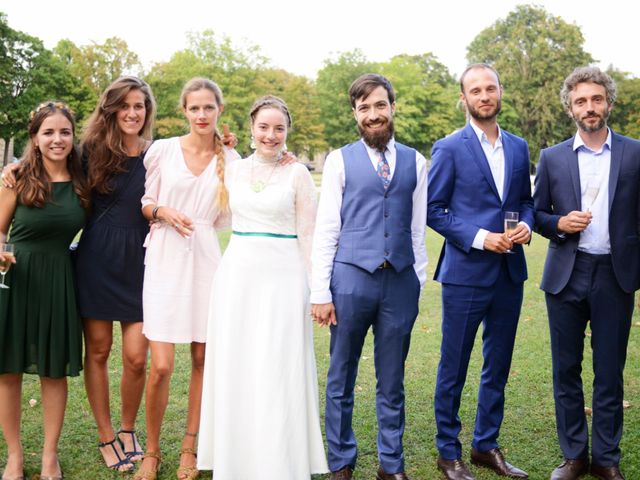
[2,0,636,79]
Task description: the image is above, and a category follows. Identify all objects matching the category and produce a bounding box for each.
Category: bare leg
[118,321,148,461]
[136,341,174,475]
[0,373,23,478]
[40,377,67,478]
[83,318,131,471]
[178,342,206,478]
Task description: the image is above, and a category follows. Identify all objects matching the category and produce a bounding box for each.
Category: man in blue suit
[311,74,428,480]
[428,64,533,480]
[534,67,640,480]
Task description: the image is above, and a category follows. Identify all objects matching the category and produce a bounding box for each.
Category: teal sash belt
[232,230,297,239]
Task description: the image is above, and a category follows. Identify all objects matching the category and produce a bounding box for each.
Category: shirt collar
[469,119,502,146]
[573,128,612,153]
[361,137,395,156]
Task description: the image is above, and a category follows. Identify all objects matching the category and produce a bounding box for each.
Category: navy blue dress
[75,154,148,322]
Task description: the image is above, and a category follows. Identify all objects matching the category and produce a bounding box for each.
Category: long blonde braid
[180,77,229,210]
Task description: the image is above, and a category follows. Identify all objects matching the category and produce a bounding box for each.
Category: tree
[381,53,464,155]
[316,50,376,149]
[607,68,640,139]
[0,13,73,163]
[52,37,143,123]
[467,5,593,166]
[252,69,326,159]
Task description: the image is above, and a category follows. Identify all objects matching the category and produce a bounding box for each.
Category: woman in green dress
[0,102,90,480]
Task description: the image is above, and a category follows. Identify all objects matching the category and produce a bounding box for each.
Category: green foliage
[51,37,142,124]
[608,67,640,139]
[0,13,75,162]
[382,53,464,156]
[315,50,376,149]
[467,4,593,166]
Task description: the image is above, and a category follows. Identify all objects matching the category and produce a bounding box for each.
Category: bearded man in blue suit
[534,67,640,480]
[428,64,533,480]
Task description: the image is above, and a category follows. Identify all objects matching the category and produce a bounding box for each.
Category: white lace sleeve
[293,164,318,283]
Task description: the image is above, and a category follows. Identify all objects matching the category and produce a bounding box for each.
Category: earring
[250,136,256,150]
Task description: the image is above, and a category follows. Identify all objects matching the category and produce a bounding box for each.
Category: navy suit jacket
[534,131,640,294]
[428,123,534,287]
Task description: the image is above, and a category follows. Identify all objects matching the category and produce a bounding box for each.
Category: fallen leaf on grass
[585,406,592,415]
[623,400,631,409]
[29,398,37,407]
[356,385,363,392]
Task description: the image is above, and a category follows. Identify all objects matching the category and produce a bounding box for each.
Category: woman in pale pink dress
[134,77,239,480]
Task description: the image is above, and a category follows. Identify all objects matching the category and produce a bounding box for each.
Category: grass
[2,230,639,479]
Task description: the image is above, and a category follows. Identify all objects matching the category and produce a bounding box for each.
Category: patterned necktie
[377,150,391,189]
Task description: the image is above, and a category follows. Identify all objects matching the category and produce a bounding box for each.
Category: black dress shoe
[550,459,589,480]
[376,466,411,479]
[591,464,625,480]
[436,456,475,480]
[470,448,528,478]
[329,466,354,480]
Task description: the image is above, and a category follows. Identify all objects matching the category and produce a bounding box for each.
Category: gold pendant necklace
[250,154,279,192]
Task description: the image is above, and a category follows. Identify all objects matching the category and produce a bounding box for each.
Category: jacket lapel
[566,140,581,210]
[462,124,500,201]
[608,132,623,211]
[502,133,513,206]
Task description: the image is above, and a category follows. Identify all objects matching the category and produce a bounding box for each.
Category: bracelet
[152,206,160,220]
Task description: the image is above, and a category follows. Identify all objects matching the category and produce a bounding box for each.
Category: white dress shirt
[575,129,612,254]
[468,120,531,250]
[310,138,428,305]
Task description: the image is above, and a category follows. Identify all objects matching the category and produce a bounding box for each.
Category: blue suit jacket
[427,123,534,287]
[534,131,640,294]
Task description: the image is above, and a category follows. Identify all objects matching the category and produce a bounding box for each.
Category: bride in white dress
[198,96,328,479]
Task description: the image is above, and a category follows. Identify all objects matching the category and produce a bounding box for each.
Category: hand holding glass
[0,243,15,289]
[504,211,519,254]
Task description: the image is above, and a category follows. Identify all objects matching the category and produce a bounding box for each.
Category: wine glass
[504,211,519,254]
[583,177,600,212]
[0,243,15,289]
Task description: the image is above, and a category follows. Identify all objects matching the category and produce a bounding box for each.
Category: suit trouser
[434,261,523,459]
[546,252,633,466]
[325,262,420,473]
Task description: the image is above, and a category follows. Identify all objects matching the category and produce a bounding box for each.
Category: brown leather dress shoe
[550,459,589,480]
[329,466,354,480]
[376,466,411,479]
[470,448,528,478]
[436,456,475,480]
[591,464,625,480]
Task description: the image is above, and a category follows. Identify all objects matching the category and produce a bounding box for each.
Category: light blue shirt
[574,129,612,254]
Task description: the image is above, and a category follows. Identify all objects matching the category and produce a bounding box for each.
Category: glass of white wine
[583,177,600,212]
[0,243,15,289]
[504,211,519,254]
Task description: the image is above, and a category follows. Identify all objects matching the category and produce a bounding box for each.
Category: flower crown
[29,101,74,121]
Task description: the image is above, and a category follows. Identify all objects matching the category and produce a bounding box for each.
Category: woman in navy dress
[75,77,156,472]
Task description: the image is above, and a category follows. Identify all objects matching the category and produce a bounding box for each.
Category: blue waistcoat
[334,141,417,273]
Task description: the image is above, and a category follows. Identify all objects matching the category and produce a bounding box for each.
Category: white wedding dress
[198,154,328,479]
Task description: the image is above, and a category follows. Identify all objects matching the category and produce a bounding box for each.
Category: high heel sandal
[98,438,134,472]
[117,429,144,462]
[133,452,161,480]
[176,447,199,480]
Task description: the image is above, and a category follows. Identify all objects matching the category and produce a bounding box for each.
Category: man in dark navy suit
[534,66,640,480]
[428,64,533,480]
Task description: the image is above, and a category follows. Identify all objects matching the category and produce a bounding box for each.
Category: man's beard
[467,98,502,122]
[575,110,609,133]
[358,118,394,152]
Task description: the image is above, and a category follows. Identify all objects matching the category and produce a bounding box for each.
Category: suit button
[384,212,389,218]
[384,193,389,198]
[384,233,389,238]
[385,251,389,255]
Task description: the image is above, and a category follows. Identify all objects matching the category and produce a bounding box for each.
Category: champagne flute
[583,177,600,212]
[0,243,15,289]
[504,211,519,254]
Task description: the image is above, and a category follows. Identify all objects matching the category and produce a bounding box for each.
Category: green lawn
[2,230,639,479]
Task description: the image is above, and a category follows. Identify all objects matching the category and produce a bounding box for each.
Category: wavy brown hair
[82,76,156,193]
[180,77,228,210]
[16,101,90,209]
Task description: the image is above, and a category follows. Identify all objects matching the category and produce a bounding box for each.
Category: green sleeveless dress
[0,182,86,378]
